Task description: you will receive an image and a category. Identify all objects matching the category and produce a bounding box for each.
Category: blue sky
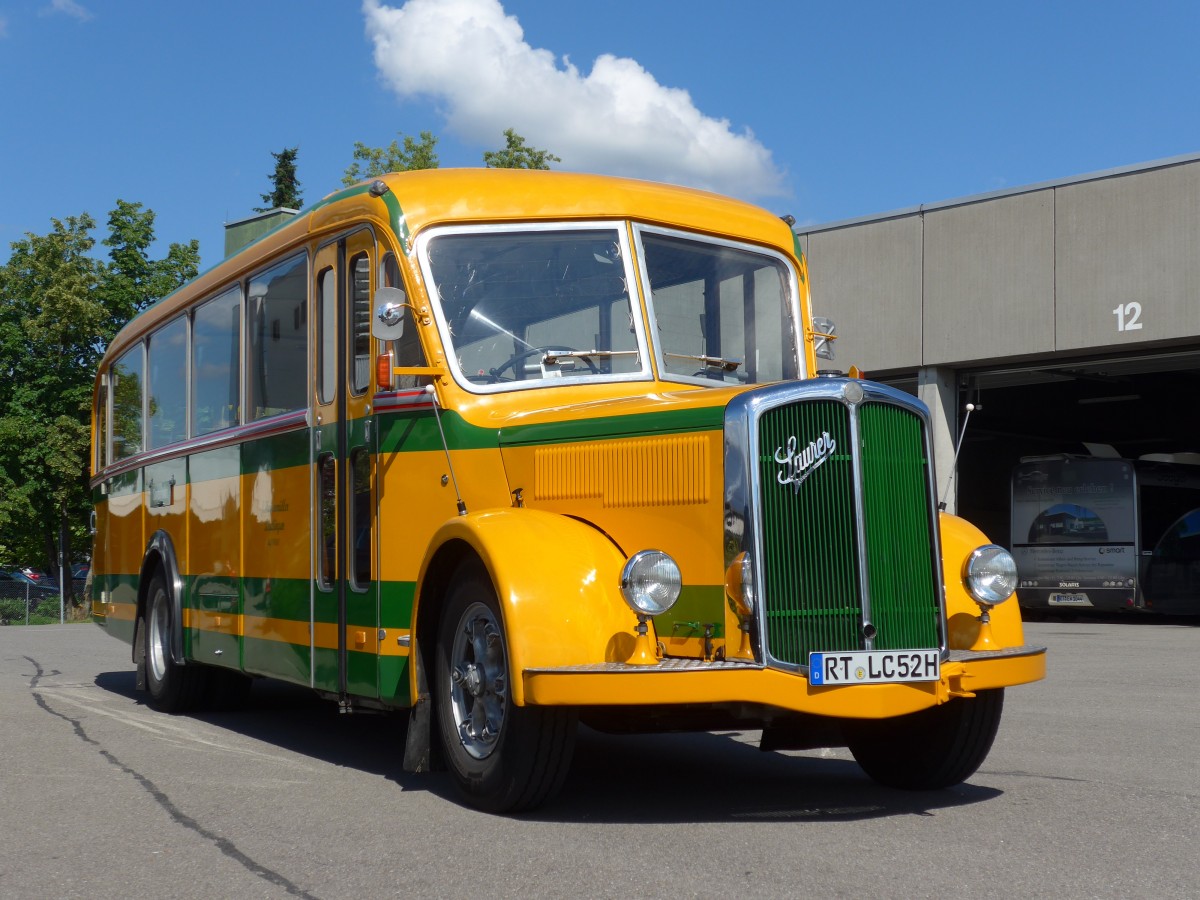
[2,0,1199,271]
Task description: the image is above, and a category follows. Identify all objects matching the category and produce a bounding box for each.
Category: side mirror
[373,286,408,341]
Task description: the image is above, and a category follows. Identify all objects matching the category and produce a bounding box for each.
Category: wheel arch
[137,529,186,666]
[411,508,634,707]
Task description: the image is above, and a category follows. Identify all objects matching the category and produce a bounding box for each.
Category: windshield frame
[633,223,806,389]
[416,221,653,395]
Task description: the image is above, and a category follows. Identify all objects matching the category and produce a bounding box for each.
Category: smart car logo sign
[774,432,836,492]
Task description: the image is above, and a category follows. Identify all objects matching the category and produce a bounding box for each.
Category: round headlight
[964,544,1018,607]
[620,550,682,616]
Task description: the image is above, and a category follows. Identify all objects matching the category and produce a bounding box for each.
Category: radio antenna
[425,384,467,516]
[939,402,977,511]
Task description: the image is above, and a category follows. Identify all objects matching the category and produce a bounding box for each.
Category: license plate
[808,649,940,686]
[1049,592,1093,606]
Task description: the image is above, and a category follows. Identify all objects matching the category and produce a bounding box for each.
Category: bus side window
[380,251,427,388]
[317,267,336,405]
[248,255,308,420]
[147,316,188,448]
[192,286,242,435]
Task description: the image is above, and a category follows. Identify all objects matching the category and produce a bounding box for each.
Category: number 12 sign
[1113,301,1144,332]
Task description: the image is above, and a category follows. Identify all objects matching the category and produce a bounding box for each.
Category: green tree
[256,147,303,212]
[483,128,561,169]
[342,131,439,185]
[0,203,198,600]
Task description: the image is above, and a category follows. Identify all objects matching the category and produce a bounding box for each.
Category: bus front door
[312,233,381,702]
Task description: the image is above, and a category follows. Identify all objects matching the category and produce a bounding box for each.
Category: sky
[2,0,1199,271]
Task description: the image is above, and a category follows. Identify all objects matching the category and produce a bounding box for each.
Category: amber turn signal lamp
[376,351,394,392]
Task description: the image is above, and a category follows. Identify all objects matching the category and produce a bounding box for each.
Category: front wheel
[845,689,1004,789]
[434,566,576,812]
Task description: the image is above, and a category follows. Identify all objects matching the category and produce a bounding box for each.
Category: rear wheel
[143,571,208,713]
[434,566,576,812]
[846,689,1004,789]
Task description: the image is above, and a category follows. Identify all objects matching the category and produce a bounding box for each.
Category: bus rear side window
[95,380,108,470]
[112,345,144,460]
[248,255,308,420]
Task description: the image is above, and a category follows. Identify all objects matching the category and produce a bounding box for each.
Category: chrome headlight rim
[964,544,1018,607]
[619,550,682,616]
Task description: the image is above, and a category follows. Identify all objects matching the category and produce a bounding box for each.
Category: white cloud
[362,0,787,200]
[45,0,93,22]
[0,15,8,37]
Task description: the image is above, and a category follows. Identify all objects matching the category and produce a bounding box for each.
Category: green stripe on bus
[655,585,726,640]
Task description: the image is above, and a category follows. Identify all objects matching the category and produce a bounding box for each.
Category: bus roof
[100,169,798,365]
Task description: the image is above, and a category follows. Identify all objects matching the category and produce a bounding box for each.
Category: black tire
[846,688,1004,790]
[143,570,208,713]
[434,566,577,812]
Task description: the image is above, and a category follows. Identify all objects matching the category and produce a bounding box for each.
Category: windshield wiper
[542,349,640,364]
[664,352,742,373]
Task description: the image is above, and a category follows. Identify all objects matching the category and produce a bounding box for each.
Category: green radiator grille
[756,399,939,667]
[858,403,940,650]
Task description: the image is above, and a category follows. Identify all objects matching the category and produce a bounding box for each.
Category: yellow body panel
[939,511,1026,648]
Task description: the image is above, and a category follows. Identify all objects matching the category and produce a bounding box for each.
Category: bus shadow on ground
[93,671,1001,824]
[535,727,1001,824]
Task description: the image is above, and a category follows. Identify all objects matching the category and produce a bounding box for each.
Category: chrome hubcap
[448,602,507,760]
[148,591,169,683]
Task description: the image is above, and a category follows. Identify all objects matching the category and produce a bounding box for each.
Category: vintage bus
[90,169,1045,811]
[1012,453,1200,615]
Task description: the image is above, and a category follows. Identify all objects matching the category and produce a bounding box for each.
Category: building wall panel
[807,217,923,373]
[923,191,1055,365]
[1056,164,1200,351]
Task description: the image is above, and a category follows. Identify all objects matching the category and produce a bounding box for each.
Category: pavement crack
[24,655,319,900]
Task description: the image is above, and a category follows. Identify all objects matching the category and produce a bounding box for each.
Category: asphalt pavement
[1,617,1196,899]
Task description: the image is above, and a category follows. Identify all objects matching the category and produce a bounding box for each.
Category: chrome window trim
[415,221,654,395]
[633,223,807,388]
[723,377,948,673]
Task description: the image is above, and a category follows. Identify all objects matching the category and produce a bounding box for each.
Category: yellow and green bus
[90,169,1045,811]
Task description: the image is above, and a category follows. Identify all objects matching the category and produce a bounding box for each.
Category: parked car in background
[14,568,58,589]
[0,570,59,601]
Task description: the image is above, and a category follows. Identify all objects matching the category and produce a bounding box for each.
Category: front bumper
[522,644,1046,719]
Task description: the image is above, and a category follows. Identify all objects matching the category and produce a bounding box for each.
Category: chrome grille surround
[723,377,948,675]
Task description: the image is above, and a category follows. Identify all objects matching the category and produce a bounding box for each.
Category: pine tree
[256,147,303,211]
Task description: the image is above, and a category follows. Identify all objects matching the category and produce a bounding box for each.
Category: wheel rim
[148,589,169,684]
[448,601,508,760]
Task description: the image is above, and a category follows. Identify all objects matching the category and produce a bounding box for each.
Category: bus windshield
[637,227,800,385]
[422,223,801,391]
[424,226,647,389]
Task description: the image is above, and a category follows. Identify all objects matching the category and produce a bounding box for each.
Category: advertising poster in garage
[1011,457,1137,607]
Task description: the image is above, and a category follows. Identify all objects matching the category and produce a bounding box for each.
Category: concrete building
[795,153,1200,543]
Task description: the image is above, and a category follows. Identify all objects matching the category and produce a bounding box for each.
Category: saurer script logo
[774,432,836,492]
